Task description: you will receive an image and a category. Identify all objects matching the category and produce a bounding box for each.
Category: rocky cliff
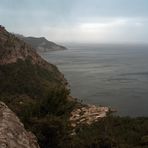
[0,101,39,148]
[0,25,74,148]
[0,25,66,85]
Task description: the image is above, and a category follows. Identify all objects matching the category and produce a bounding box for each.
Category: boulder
[0,101,40,148]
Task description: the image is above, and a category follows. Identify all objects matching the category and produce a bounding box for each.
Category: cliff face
[0,26,66,85]
[0,27,49,66]
[0,25,73,148]
[0,101,39,148]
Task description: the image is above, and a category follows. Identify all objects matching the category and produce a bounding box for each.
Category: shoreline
[69,104,116,128]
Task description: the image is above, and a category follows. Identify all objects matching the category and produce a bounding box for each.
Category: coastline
[69,103,116,128]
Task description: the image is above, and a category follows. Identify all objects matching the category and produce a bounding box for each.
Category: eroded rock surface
[0,101,40,148]
[70,105,110,127]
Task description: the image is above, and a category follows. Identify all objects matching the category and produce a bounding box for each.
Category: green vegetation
[61,116,148,148]
[0,28,148,148]
[0,59,76,148]
[0,58,66,98]
[0,59,148,148]
[0,58,147,148]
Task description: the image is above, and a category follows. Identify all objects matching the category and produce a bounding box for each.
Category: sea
[40,43,148,117]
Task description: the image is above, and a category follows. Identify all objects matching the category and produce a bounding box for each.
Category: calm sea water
[41,44,148,117]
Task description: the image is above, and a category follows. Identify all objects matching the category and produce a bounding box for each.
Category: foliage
[0,58,66,99]
[0,59,75,148]
[1,59,148,148]
[62,116,148,148]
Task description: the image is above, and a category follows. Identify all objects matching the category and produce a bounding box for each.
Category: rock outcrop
[0,101,40,148]
[0,26,50,67]
[70,105,110,128]
[69,105,115,136]
[0,25,67,85]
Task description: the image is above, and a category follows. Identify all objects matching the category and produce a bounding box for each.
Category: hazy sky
[1,0,148,43]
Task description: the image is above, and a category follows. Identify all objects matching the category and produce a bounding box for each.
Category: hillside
[0,25,148,148]
[15,34,67,52]
[0,25,76,148]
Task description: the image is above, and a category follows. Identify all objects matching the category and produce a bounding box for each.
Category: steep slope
[0,25,75,148]
[15,34,66,52]
[0,101,40,148]
[0,27,65,75]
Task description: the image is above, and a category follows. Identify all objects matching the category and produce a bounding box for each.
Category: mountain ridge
[15,34,67,52]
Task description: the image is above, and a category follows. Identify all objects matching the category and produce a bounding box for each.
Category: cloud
[37,17,147,43]
[1,0,147,43]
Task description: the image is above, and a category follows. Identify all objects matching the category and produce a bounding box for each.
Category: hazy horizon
[1,0,148,44]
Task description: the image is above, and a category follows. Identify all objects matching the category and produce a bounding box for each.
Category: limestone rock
[0,101,40,148]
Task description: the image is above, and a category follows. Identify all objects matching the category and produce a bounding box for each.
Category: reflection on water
[41,44,148,117]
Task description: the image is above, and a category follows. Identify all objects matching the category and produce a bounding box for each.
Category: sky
[0,0,148,43]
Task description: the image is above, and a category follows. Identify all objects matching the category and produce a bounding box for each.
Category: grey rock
[0,101,40,148]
